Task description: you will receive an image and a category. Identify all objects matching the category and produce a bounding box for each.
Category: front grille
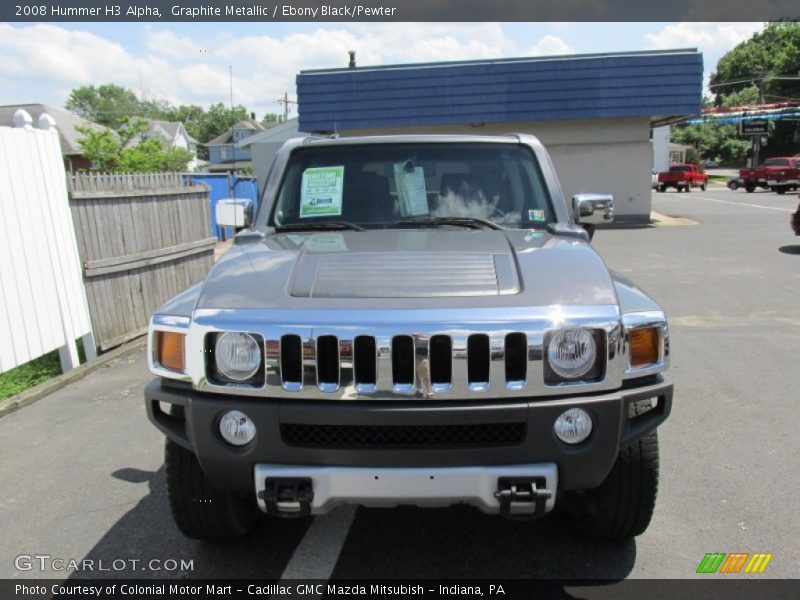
[271,332,535,394]
[281,422,526,449]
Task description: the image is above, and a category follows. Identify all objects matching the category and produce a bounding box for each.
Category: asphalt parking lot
[1,185,797,581]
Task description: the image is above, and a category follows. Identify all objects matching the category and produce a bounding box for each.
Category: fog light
[219,410,256,446]
[554,408,593,445]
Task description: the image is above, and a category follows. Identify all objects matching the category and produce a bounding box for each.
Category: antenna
[229,65,236,206]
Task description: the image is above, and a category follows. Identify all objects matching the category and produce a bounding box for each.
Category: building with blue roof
[296,49,703,222]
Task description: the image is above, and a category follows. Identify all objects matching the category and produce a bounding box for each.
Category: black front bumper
[145,376,672,494]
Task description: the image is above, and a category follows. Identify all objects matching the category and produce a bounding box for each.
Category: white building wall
[652,126,670,173]
[343,116,653,222]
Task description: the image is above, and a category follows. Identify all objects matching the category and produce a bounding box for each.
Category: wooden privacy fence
[69,172,216,350]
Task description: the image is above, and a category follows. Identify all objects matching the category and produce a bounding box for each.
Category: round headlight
[215,332,261,381]
[219,410,256,446]
[547,328,596,379]
[554,408,593,444]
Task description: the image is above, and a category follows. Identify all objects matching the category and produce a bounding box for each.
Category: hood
[195,230,618,310]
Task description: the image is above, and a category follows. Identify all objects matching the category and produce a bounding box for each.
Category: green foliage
[197,103,249,143]
[162,146,196,172]
[65,84,254,161]
[76,117,193,173]
[711,22,800,103]
[65,84,165,129]
[671,122,751,164]
[721,86,760,108]
[74,126,120,170]
[261,113,283,126]
[0,352,61,401]
[673,22,800,165]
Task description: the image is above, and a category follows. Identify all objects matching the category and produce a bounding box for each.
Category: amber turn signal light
[156,331,185,372]
[630,327,659,368]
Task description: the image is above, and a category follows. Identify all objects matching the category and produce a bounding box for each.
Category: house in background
[130,119,201,171]
[238,118,307,192]
[204,115,266,172]
[0,103,108,172]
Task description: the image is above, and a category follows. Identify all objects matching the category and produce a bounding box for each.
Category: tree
[671,122,751,165]
[711,22,800,104]
[76,118,193,172]
[66,84,159,129]
[709,21,800,158]
[197,103,249,143]
[261,113,283,126]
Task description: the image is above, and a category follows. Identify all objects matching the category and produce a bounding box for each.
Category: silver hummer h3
[145,134,672,542]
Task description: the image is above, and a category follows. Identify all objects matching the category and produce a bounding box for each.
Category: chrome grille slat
[302,338,316,391]
[489,333,506,391]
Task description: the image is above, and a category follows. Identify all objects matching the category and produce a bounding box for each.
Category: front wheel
[775,186,787,195]
[700,182,707,191]
[165,439,258,542]
[657,185,666,193]
[564,431,659,540]
[745,183,755,193]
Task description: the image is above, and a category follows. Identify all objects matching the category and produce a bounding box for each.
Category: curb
[0,336,148,419]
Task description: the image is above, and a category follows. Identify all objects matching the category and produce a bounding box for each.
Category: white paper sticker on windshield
[394,162,429,216]
[300,166,344,218]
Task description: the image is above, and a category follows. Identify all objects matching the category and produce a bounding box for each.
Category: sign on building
[740,119,769,136]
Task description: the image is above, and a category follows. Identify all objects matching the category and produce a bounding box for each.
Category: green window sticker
[300,166,344,217]
[529,209,545,222]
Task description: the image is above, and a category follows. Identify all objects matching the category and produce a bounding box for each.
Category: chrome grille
[192,306,625,400]
[270,332,535,396]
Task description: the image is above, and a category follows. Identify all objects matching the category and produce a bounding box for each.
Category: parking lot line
[680,193,793,212]
[278,506,357,581]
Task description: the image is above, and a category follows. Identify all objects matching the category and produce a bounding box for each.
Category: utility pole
[276,92,297,121]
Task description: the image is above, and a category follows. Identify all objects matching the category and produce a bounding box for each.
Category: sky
[0,21,764,120]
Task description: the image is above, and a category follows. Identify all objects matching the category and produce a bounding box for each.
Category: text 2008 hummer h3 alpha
[145,134,672,542]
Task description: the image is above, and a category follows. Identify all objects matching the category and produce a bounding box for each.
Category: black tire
[564,430,659,540]
[775,186,787,195]
[165,439,257,542]
[657,185,666,193]
[700,182,707,191]
[745,183,755,193]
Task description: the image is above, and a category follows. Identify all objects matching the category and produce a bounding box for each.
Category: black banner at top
[3,0,798,22]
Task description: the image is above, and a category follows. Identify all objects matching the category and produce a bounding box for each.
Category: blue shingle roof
[297,50,703,132]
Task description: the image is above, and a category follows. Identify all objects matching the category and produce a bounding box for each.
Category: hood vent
[290,251,520,298]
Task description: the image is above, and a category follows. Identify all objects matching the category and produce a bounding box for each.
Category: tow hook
[494,477,551,520]
[258,478,314,518]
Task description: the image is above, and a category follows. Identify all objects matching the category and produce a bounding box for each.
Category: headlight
[547,328,597,379]
[630,327,659,368]
[215,332,262,381]
[155,331,185,372]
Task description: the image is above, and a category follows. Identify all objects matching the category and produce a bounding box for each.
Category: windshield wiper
[272,221,365,232]
[396,216,504,230]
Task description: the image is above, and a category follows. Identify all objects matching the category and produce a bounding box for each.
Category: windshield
[764,158,788,166]
[270,143,554,230]
[670,166,691,172]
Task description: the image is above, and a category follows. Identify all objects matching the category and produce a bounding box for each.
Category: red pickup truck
[764,157,799,194]
[739,157,800,194]
[656,164,708,192]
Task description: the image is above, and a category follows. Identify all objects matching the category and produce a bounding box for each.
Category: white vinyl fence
[0,109,95,374]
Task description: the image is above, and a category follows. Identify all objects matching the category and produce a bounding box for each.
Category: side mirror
[572,194,614,226]
[216,198,253,231]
